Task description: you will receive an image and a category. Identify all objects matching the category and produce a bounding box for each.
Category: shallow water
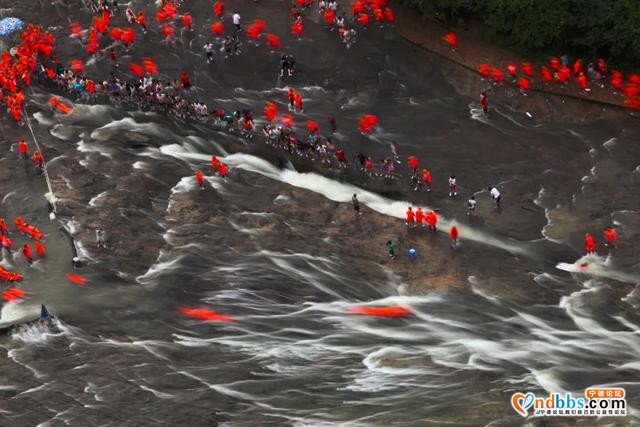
[0,0,639,426]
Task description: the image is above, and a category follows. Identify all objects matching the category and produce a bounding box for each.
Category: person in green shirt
[387,240,396,259]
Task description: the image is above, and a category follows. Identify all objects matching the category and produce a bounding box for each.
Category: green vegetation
[400,0,640,64]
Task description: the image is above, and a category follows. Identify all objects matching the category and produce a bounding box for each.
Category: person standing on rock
[604,227,617,248]
[415,207,424,227]
[22,243,33,263]
[96,227,105,248]
[448,175,457,197]
[406,207,415,226]
[352,194,362,216]
[33,151,44,171]
[467,196,477,215]
[386,240,396,259]
[18,139,28,159]
[488,186,501,208]
[422,168,432,192]
[426,210,437,232]
[481,91,489,115]
[449,225,459,247]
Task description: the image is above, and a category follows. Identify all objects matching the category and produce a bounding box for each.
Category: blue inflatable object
[0,18,24,36]
[408,248,417,261]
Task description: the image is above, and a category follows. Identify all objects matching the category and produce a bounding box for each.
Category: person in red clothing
[211,155,220,171]
[195,170,205,188]
[449,225,459,246]
[422,168,432,192]
[33,151,44,170]
[1,236,13,252]
[585,233,596,254]
[415,207,424,227]
[18,139,28,159]
[137,12,148,32]
[35,241,46,257]
[180,71,191,89]
[604,227,617,248]
[218,163,228,177]
[426,210,437,232]
[22,243,33,263]
[405,207,414,226]
[480,91,489,115]
[0,219,7,235]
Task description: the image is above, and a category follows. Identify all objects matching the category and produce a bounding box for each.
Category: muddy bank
[393,3,638,123]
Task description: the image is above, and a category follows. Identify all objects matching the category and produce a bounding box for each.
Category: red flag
[130,63,144,77]
[65,273,86,285]
[211,22,224,36]
[444,32,457,48]
[179,306,234,322]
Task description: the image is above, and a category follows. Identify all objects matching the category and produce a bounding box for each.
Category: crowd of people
[1,0,629,307]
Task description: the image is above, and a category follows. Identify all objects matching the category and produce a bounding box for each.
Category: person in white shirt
[448,175,457,197]
[489,186,501,207]
[204,42,214,63]
[467,196,476,215]
[232,13,241,31]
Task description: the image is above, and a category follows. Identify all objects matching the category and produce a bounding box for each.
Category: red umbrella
[70,59,84,74]
[517,78,531,92]
[143,58,158,75]
[306,121,319,134]
[266,34,280,49]
[358,13,369,27]
[291,22,303,37]
[443,32,457,48]
[110,27,122,41]
[211,22,224,36]
[479,63,491,78]
[263,102,278,122]
[182,14,192,29]
[281,114,294,128]
[521,63,534,77]
[161,25,174,39]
